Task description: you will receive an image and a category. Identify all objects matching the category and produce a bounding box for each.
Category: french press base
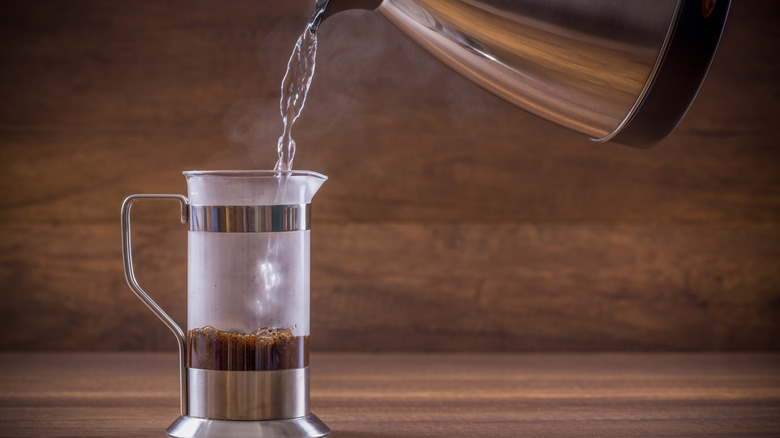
[166,365,329,438]
[167,414,330,438]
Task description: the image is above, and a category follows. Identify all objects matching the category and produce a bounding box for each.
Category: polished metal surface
[312,0,383,30]
[188,367,309,421]
[166,414,330,438]
[189,204,311,233]
[375,0,680,141]
[121,194,190,416]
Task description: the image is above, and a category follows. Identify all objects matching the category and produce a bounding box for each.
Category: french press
[121,170,330,438]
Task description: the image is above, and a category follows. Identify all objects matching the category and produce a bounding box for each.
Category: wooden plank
[0,0,778,224]
[312,222,780,352]
[0,352,778,437]
[1,222,777,351]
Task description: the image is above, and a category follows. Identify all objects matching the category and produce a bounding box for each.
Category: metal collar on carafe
[315,0,731,147]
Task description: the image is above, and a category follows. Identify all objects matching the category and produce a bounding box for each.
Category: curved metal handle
[121,194,189,415]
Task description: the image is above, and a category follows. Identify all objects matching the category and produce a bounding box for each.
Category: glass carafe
[121,170,330,438]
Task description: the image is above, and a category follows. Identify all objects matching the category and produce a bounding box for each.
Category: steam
[210,6,492,171]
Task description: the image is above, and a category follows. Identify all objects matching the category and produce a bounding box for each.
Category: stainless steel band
[188,367,309,420]
[189,204,310,232]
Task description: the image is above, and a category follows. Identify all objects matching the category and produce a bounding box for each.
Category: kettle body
[316,0,731,147]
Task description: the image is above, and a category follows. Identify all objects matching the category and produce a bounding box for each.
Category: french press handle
[120,194,189,416]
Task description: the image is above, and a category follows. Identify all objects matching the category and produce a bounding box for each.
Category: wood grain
[0,352,778,437]
[0,1,777,224]
[1,222,777,351]
[0,1,779,351]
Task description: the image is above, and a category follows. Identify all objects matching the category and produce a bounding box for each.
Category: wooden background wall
[1,0,778,352]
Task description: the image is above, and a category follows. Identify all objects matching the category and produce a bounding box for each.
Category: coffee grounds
[188,326,309,371]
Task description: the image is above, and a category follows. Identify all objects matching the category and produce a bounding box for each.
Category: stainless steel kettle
[312,0,730,147]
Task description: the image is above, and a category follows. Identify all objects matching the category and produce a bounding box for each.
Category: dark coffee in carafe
[188,326,309,371]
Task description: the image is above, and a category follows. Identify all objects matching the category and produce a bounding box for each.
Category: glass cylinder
[183,171,326,373]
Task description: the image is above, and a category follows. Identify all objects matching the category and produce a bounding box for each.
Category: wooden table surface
[0,352,778,437]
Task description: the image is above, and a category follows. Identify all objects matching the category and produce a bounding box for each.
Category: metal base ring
[166,413,330,438]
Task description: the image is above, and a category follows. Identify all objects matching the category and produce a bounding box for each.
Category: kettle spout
[309,0,383,32]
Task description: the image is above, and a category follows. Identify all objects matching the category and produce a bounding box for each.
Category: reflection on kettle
[314,0,731,147]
